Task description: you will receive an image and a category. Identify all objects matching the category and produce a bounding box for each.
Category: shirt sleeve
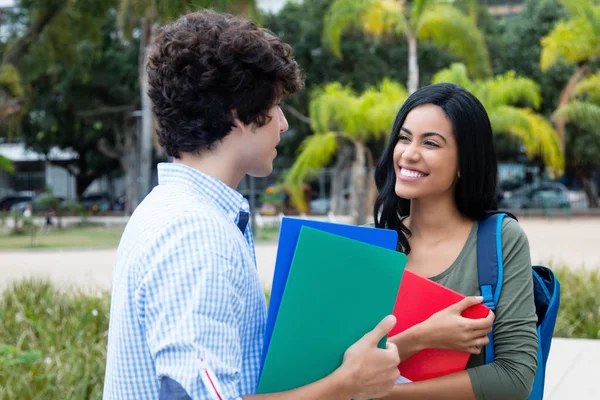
[135,212,246,400]
[468,218,539,400]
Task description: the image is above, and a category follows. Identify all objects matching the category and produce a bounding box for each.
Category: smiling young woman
[373,83,539,400]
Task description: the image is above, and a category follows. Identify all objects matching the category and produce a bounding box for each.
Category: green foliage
[495,0,573,115]
[540,0,600,71]
[322,0,372,59]
[554,265,600,339]
[0,279,110,399]
[554,101,600,135]
[573,72,600,105]
[285,79,408,210]
[433,63,564,175]
[417,4,491,78]
[264,0,456,161]
[0,65,24,98]
[323,0,491,79]
[285,131,338,211]
[118,0,261,40]
[554,69,600,172]
[0,155,15,173]
[19,13,138,197]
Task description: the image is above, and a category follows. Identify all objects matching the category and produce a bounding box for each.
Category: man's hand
[338,315,401,400]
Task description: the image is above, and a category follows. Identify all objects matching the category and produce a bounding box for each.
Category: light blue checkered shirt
[103,162,267,399]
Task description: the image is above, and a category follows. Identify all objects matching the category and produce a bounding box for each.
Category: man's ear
[231,109,249,135]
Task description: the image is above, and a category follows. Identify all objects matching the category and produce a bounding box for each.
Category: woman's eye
[398,134,410,141]
[425,141,440,148]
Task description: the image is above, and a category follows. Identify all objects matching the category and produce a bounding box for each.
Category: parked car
[0,191,36,211]
[500,182,570,209]
[80,193,111,213]
[9,192,66,213]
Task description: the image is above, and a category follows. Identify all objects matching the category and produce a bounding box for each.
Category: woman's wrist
[391,323,430,360]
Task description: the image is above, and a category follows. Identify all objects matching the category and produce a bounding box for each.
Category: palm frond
[490,106,564,174]
[573,72,600,105]
[431,62,473,91]
[361,0,405,37]
[0,155,15,173]
[284,132,339,211]
[323,0,373,59]
[358,79,407,141]
[540,17,600,71]
[418,4,491,78]
[559,0,599,26]
[479,71,541,111]
[411,0,433,26]
[489,105,537,147]
[309,82,360,135]
[525,112,565,175]
[553,100,600,134]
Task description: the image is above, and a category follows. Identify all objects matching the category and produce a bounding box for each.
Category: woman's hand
[419,296,495,355]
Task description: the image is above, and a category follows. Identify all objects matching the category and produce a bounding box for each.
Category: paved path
[545,338,600,399]
[1,217,598,292]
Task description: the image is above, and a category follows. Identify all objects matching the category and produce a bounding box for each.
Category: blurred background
[0,0,599,399]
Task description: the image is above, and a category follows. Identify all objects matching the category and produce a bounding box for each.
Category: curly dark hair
[147,10,304,158]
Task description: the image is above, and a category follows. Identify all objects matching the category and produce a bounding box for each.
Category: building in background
[484,0,525,18]
[0,143,77,199]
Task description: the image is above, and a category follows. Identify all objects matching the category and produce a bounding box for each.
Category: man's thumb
[453,296,484,312]
[363,315,397,345]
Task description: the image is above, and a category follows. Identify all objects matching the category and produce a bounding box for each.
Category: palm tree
[540,0,600,152]
[284,79,408,223]
[322,0,491,94]
[117,0,260,204]
[553,72,600,207]
[432,63,564,176]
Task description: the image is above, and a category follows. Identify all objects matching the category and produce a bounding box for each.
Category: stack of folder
[257,217,489,394]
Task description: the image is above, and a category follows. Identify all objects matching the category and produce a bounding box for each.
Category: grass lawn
[0,225,125,250]
[254,226,279,242]
[0,224,279,250]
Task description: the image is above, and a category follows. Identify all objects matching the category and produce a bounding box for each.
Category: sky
[257,0,291,13]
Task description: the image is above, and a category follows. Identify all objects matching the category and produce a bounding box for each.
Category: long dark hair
[374,83,498,254]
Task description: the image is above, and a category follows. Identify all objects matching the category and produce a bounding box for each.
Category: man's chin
[247,165,273,178]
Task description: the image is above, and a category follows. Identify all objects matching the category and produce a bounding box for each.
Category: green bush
[553,266,600,339]
[0,266,597,398]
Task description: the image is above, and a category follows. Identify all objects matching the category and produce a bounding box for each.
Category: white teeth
[400,168,426,178]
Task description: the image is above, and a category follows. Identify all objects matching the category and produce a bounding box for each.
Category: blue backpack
[477,213,560,400]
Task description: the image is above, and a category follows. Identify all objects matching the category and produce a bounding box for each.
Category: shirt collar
[157,162,249,221]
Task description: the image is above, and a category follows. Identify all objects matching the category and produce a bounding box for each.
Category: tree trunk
[330,143,353,215]
[350,141,368,225]
[138,18,156,202]
[123,118,140,214]
[555,64,589,153]
[578,170,599,208]
[364,146,377,223]
[0,2,66,118]
[406,34,419,94]
[2,3,66,67]
[97,115,140,215]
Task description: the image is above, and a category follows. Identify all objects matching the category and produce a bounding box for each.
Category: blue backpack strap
[477,213,507,363]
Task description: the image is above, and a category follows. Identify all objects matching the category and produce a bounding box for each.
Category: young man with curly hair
[103,10,401,400]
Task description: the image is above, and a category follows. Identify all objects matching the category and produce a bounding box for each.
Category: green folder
[257,226,407,394]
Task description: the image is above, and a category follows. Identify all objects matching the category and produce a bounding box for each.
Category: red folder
[390,270,490,381]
